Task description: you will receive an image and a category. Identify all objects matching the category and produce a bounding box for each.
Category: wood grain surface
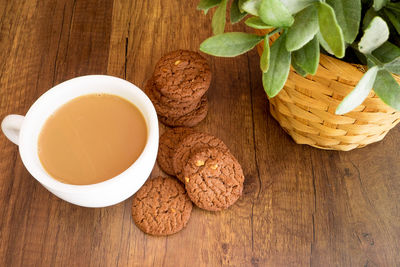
[1,1,399,266]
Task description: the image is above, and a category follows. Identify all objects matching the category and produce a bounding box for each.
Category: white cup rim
[18,75,158,194]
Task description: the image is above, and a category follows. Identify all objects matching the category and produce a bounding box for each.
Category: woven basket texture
[255,29,400,151]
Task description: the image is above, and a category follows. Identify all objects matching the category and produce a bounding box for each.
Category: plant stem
[350,42,383,67]
[386,2,400,13]
[267,28,282,37]
[366,54,383,66]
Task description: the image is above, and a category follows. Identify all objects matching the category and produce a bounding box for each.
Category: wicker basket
[255,29,400,151]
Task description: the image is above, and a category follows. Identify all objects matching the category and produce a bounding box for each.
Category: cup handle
[1,115,25,145]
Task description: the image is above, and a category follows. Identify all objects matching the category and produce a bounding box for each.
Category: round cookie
[146,78,200,108]
[158,95,208,127]
[157,127,194,176]
[153,50,211,102]
[144,78,200,117]
[172,132,228,182]
[183,148,244,211]
[131,176,193,236]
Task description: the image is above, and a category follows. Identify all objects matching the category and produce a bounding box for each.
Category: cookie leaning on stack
[183,147,244,212]
[157,127,194,176]
[159,128,245,212]
[145,50,211,127]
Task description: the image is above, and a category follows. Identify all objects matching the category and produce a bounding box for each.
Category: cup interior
[18,75,158,193]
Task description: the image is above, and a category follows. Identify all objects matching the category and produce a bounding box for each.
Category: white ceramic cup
[1,75,159,208]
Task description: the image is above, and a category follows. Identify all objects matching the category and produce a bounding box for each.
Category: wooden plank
[248,49,315,266]
[309,134,400,266]
[0,0,114,266]
[0,1,68,265]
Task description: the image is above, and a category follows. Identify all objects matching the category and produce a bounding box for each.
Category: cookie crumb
[210,164,218,170]
[195,160,205,166]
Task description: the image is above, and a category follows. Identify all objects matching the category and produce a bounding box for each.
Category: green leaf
[383,9,400,35]
[373,0,388,11]
[372,42,400,63]
[383,57,400,74]
[212,0,228,35]
[317,2,345,58]
[373,69,400,110]
[372,42,400,74]
[363,8,378,30]
[359,16,389,54]
[259,0,294,27]
[197,0,221,14]
[335,66,379,115]
[317,32,334,55]
[286,5,318,51]
[200,32,264,57]
[231,0,248,23]
[262,33,291,98]
[280,0,317,14]
[292,35,319,75]
[260,35,270,72]
[291,58,308,76]
[326,0,361,44]
[241,0,261,16]
[245,17,273,29]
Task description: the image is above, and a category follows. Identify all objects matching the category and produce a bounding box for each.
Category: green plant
[198,0,400,114]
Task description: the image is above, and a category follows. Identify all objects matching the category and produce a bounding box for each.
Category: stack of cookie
[131,128,244,235]
[144,50,211,127]
[131,50,244,236]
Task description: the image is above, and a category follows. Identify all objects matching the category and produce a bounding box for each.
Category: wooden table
[1,1,399,266]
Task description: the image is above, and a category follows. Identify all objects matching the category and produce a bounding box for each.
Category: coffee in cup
[38,93,147,185]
